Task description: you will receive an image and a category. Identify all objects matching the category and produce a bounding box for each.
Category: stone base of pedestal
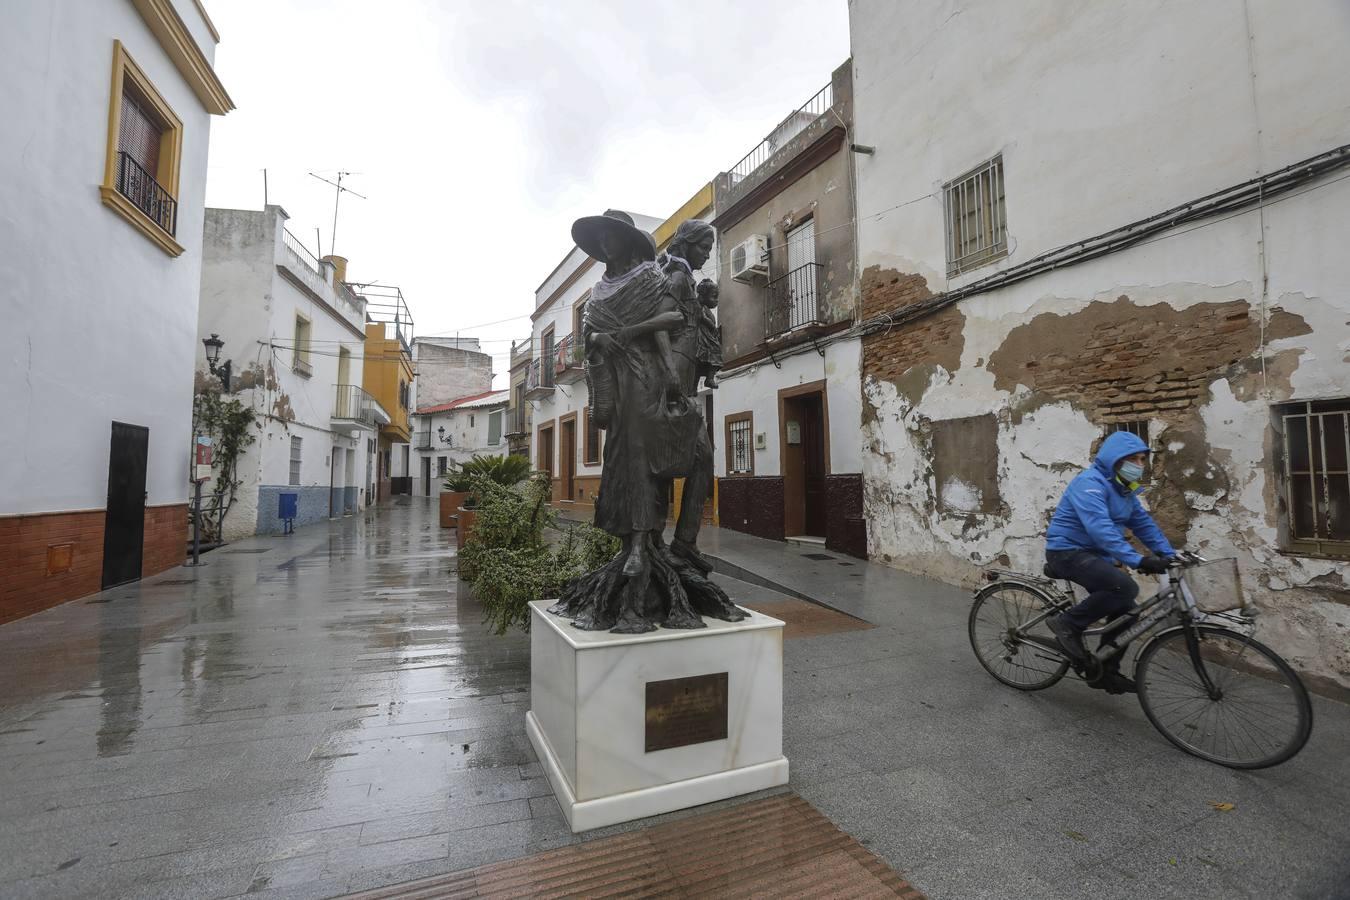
[525,600,788,833]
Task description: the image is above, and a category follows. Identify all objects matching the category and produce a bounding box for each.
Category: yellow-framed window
[100,40,185,256]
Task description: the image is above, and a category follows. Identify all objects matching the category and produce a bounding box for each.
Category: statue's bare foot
[670,537,713,575]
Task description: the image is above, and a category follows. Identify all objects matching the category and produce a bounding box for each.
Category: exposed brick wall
[0,510,105,624]
[143,503,188,578]
[824,474,867,559]
[859,267,965,396]
[717,477,785,541]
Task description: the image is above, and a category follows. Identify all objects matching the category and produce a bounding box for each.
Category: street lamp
[437,426,452,446]
[203,333,233,391]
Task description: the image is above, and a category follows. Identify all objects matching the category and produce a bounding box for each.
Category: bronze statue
[548,211,746,634]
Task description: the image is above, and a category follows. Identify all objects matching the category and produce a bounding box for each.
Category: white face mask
[1119,461,1145,483]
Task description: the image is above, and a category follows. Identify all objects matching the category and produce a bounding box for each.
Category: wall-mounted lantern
[203,333,233,391]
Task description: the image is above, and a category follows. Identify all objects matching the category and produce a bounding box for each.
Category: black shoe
[1100,671,1137,695]
[1047,614,1087,662]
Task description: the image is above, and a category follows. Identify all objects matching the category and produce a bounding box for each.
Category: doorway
[559,416,576,502]
[421,456,432,496]
[102,421,148,589]
[780,386,828,538]
[330,446,342,518]
[538,425,555,498]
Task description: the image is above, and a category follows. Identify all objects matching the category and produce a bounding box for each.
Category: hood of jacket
[1093,431,1149,483]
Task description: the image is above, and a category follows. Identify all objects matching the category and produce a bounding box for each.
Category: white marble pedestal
[525,600,788,833]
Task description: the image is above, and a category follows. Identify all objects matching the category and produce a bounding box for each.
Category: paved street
[0,500,1347,899]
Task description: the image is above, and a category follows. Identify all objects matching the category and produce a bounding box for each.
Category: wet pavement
[1,499,1347,899]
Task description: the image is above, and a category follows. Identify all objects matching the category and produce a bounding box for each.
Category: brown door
[782,393,827,538]
[538,426,555,498]
[560,419,576,501]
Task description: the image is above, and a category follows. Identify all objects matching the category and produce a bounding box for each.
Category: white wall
[198,206,370,538]
[713,337,864,478]
[531,257,603,478]
[412,403,509,493]
[0,0,219,513]
[849,0,1350,687]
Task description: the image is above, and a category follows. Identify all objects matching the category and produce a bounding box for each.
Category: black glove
[1137,555,1170,575]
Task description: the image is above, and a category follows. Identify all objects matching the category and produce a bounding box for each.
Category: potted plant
[445,454,532,546]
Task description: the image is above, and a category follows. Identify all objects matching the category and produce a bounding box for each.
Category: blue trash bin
[279,492,298,534]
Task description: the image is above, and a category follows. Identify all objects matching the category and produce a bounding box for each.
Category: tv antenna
[308,170,366,257]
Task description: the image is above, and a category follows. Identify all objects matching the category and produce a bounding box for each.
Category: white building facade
[850,0,1350,690]
[0,0,232,620]
[411,390,511,496]
[198,206,384,539]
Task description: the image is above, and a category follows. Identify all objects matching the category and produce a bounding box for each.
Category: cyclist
[1044,430,1176,693]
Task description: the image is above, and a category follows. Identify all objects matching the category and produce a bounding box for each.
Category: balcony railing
[414,429,433,450]
[282,228,322,274]
[505,405,529,438]
[728,82,833,186]
[115,151,177,235]
[524,359,554,399]
[332,384,382,428]
[765,263,824,338]
[554,334,585,382]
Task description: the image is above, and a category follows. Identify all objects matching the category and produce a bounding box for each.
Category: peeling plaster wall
[850,0,1350,689]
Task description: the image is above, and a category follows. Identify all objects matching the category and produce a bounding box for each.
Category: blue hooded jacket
[1045,431,1175,567]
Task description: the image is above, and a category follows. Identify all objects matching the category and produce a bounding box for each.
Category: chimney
[322,255,349,285]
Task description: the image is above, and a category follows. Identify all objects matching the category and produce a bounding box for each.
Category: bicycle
[968,550,1313,769]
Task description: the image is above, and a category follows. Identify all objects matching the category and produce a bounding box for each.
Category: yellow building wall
[363,324,413,441]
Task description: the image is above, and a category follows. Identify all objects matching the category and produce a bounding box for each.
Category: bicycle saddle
[1042,563,1058,579]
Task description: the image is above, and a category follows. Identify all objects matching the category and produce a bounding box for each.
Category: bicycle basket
[1182,558,1244,612]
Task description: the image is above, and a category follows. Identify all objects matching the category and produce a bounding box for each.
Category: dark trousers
[1045,549,1139,648]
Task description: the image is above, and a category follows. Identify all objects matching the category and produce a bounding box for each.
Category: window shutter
[119,89,161,175]
[488,410,502,445]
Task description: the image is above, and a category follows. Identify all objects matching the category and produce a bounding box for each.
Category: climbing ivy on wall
[192,387,258,543]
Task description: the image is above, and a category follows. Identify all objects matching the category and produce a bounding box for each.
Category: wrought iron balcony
[764,263,824,338]
[524,358,554,399]
[505,406,530,438]
[115,151,176,236]
[414,429,433,451]
[554,334,585,383]
[332,384,385,428]
[727,82,832,188]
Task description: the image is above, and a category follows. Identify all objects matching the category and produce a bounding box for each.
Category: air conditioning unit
[730,234,769,284]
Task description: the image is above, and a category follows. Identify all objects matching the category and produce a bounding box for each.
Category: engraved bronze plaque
[645,672,729,752]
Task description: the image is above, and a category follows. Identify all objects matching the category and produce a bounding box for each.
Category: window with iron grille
[725,413,753,476]
[289,436,302,486]
[437,456,447,476]
[944,155,1007,277]
[1112,420,1150,446]
[1277,399,1350,557]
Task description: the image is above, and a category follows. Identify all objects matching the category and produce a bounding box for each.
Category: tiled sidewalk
[0,502,1346,898]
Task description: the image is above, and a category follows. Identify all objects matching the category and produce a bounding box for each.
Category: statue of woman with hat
[548,210,745,634]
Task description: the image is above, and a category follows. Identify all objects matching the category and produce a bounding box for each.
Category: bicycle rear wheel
[1136,624,1313,769]
[969,582,1070,690]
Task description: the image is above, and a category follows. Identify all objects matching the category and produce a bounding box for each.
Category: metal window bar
[282,228,322,274]
[764,262,823,338]
[728,419,752,474]
[729,82,833,185]
[540,336,555,388]
[1280,401,1350,552]
[944,156,1007,277]
[115,150,177,236]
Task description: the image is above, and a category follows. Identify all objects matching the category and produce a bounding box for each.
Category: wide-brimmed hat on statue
[571,209,657,264]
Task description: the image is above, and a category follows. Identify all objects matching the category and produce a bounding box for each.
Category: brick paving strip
[342,793,924,899]
[738,597,875,640]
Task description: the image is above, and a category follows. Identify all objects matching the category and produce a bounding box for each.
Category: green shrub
[458,472,619,634]
[442,453,532,495]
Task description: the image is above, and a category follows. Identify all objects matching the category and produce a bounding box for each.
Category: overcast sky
[203,0,850,386]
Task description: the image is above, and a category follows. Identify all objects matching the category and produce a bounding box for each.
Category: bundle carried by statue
[582,260,666,428]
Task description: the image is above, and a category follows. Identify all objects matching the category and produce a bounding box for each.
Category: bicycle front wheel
[969,582,1070,690]
[1136,625,1313,769]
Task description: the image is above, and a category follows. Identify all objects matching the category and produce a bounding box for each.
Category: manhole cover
[150,579,197,586]
[223,548,271,554]
[837,561,855,566]
[802,552,834,561]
